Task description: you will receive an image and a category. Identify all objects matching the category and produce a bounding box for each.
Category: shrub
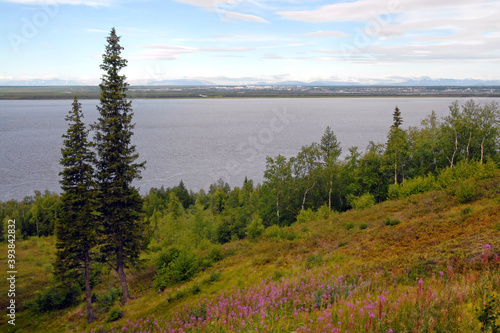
[476,293,500,332]
[454,179,482,204]
[191,284,201,295]
[95,287,121,313]
[296,209,317,224]
[264,225,280,239]
[306,254,322,268]
[384,218,402,226]
[208,270,222,283]
[350,193,376,210]
[388,175,437,199]
[107,308,123,322]
[154,250,199,291]
[343,222,355,230]
[157,246,181,269]
[246,215,265,241]
[359,223,368,230]
[207,244,224,262]
[25,283,81,313]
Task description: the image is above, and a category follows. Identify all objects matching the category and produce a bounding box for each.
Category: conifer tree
[93,28,147,304]
[56,96,97,323]
[386,106,408,184]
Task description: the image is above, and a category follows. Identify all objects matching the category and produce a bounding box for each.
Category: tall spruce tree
[56,96,97,323]
[93,28,147,304]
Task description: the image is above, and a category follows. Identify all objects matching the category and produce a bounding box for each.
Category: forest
[2,99,499,242]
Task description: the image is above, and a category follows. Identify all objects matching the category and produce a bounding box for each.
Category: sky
[1,0,500,85]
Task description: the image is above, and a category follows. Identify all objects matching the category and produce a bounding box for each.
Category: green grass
[2,178,500,332]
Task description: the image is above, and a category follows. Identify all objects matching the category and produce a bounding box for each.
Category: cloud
[132,44,256,60]
[316,36,500,63]
[1,0,113,5]
[221,9,269,23]
[277,0,481,23]
[172,0,268,23]
[296,31,350,38]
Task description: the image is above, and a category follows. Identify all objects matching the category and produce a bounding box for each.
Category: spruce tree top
[392,106,403,128]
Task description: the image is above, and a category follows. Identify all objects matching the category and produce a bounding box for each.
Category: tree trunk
[116,239,130,304]
[84,249,96,323]
[275,191,280,224]
[301,182,316,211]
[328,180,332,211]
[465,131,472,161]
[480,136,486,164]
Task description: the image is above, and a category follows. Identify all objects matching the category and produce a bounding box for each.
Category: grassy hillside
[2,176,500,332]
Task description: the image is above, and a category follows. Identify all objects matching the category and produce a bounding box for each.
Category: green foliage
[25,283,81,313]
[306,254,323,268]
[191,284,201,295]
[388,175,437,199]
[263,225,297,241]
[246,215,265,241]
[154,249,198,290]
[107,308,124,322]
[95,287,121,313]
[296,208,317,224]
[350,193,376,210]
[157,246,181,269]
[207,271,222,283]
[384,218,402,226]
[476,294,500,332]
[359,223,368,230]
[343,222,355,230]
[454,179,483,204]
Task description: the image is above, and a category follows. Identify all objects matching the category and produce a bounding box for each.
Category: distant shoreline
[1,85,500,100]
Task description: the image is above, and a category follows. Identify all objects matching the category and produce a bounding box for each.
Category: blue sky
[1,0,500,85]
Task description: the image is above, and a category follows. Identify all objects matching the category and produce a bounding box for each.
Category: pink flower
[485,244,491,249]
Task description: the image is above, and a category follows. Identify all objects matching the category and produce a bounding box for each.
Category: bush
[384,218,401,226]
[95,287,121,313]
[246,215,265,241]
[350,193,376,210]
[191,284,201,295]
[296,209,317,224]
[306,254,322,269]
[25,283,81,313]
[207,270,222,283]
[454,179,482,203]
[388,175,437,199]
[157,246,181,269]
[107,308,123,322]
[343,222,355,230]
[154,250,199,291]
[359,223,368,230]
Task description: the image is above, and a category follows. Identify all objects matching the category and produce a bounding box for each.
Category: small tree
[93,28,147,304]
[386,106,408,184]
[320,126,342,210]
[56,96,97,323]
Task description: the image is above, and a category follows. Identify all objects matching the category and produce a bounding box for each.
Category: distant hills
[1,77,499,87]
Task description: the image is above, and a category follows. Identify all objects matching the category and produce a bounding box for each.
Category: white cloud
[172,0,268,23]
[220,9,269,22]
[132,44,256,61]
[1,0,113,5]
[296,31,350,37]
[277,0,485,23]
